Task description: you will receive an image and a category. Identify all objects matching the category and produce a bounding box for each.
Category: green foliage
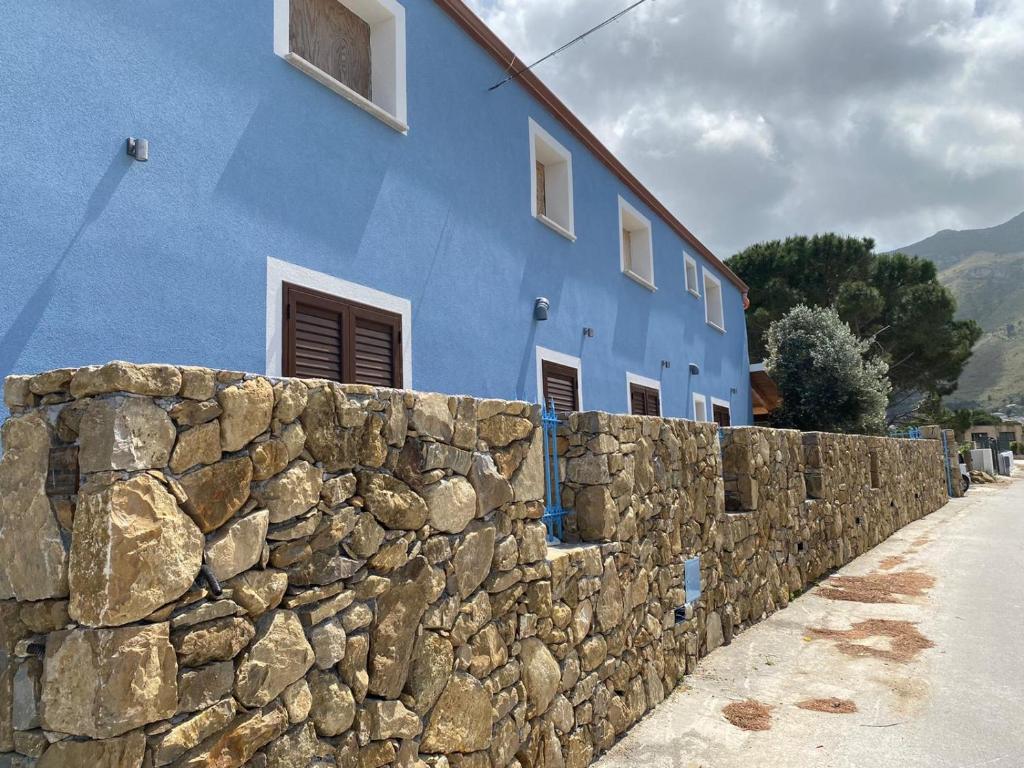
[727,234,982,419]
[765,305,890,434]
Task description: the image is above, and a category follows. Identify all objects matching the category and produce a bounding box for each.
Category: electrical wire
[488,0,654,91]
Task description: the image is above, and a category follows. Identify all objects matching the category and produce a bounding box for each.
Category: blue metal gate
[541,401,570,542]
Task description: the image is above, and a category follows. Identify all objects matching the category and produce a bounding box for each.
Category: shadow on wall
[0,149,131,379]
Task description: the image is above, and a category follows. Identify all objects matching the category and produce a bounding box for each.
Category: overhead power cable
[488,0,654,91]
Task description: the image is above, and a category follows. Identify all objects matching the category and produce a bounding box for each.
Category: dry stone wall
[0,363,949,768]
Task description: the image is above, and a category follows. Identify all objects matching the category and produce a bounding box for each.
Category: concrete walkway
[598,466,1024,768]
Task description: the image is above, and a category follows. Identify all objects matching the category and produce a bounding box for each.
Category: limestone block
[367,557,432,698]
[281,678,312,723]
[69,475,203,626]
[423,477,477,534]
[177,661,234,714]
[225,569,288,618]
[177,456,253,533]
[234,610,314,708]
[255,460,323,524]
[249,438,291,481]
[477,414,534,447]
[404,631,454,715]
[308,670,356,737]
[363,699,422,740]
[168,399,222,428]
[172,617,255,668]
[411,393,453,441]
[309,617,347,670]
[36,730,145,768]
[468,453,514,516]
[178,366,217,401]
[0,414,68,601]
[512,433,545,502]
[574,485,616,541]
[77,397,176,473]
[151,698,236,765]
[450,524,496,598]
[40,623,177,739]
[218,377,274,451]
[321,473,357,508]
[265,720,320,768]
[70,362,181,398]
[420,673,493,753]
[273,379,308,424]
[521,637,560,717]
[176,703,288,768]
[169,421,222,474]
[357,472,429,530]
[301,386,367,471]
[595,557,624,631]
[205,510,270,582]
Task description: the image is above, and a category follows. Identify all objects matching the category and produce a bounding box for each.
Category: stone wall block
[40,623,177,739]
[69,474,203,627]
[0,414,68,601]
[70,362,182,399]
[234,610,314,708]
[218,377,274,452]
[78,396,176,473]
[177,456,253,533]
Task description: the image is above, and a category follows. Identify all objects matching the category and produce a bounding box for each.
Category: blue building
[0,0,752,424]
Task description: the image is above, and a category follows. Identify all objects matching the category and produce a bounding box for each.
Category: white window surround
[703,267,726,332]
[692,393,709,422]
[618,196,656,291]
[684,254,700,297]
[625,372,662,416]
[529,119,576,241]
[711,397,731,423]
[274,0,408,134]
[266,256,412,388]
[535,346,582,408]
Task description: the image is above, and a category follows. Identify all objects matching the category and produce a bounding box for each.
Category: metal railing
[540,401,571,542]
[889,426,923,440]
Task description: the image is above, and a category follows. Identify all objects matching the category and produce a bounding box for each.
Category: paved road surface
[597,467,1024,768]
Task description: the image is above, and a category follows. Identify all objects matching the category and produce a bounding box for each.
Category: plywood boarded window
[541,360,579,414]
[283,283,402,387]
[712,403,731,427]
[290,0,372,100]
[629,383,660,416]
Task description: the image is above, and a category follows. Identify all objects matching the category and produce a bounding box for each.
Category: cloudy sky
[465,0,1024,256]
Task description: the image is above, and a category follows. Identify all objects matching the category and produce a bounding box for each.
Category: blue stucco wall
[0,0,751,424]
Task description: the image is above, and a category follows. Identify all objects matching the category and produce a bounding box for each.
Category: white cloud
[465,0,1024,254]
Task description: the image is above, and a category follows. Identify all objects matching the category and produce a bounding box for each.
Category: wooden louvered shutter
[286,286,345,381]
[713,404,731,427]
[542,361,579,414]
[284,283,402,387]
[351,307,401,388]
[629,383,660,416]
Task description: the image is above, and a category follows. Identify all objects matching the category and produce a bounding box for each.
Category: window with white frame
[529,120,575,240]
[626,373,661,416]
[684,255,700,297]
[703,269,725,331]
[618,196,655,289]
[275,0,407,132]
[692,393,708,422]
[711,397,732,427]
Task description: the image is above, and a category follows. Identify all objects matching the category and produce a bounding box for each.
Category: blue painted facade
[0,0,752,423]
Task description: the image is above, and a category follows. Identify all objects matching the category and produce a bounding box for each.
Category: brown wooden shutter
[351,307,401,388]
[629,383,660,416]
[541,360,579,414]
[290,0,372,100]
[535,161,547,217]
[713,404,731,427]
[284,283,401,387]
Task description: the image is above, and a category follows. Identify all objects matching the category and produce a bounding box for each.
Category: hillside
[894,211,1024,409]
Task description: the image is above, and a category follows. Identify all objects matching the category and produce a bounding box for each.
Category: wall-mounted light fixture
[126,137,149,162]
[688,363,700,376]
[582,327,594,338]
[533,297,550,321]
[661,360,671,369]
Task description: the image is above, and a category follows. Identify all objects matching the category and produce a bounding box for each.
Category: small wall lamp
[126,137,149,162]
[661,360,671,369]
[583,327,595,338]
[533,297,550,321]
[688,363,700,376]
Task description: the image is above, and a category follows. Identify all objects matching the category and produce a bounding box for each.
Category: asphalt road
[597,466,1024,768]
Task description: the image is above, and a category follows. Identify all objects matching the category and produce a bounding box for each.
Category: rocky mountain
[894,211,1024,410]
